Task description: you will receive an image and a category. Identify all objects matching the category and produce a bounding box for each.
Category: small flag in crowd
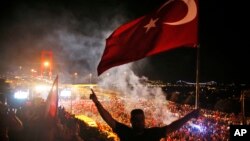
[45,75,59,118]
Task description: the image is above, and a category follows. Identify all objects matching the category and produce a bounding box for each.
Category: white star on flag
[144,18,159,33]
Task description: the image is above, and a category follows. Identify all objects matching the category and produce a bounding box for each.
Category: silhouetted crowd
[1,94,249,141]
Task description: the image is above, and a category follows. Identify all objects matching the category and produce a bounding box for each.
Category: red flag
[98,0,198,75]
[45,75,58,118]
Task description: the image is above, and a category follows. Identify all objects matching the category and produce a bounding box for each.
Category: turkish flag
[45,75,59,118]
[97,0,198,75]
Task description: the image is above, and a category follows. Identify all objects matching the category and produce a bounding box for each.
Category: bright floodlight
[14,90,29,99]
[60,89,72,97]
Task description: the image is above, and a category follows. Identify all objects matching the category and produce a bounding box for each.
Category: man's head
[130,109,145,131]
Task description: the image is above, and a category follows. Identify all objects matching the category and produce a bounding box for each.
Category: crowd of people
[0,88,249,141]
[62,91,246,141]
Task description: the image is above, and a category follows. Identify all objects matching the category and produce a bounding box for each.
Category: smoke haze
[0,0,182,125]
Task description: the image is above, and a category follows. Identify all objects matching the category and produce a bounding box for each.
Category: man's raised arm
[89,89,116,129]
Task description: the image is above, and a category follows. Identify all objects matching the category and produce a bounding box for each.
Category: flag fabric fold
[45,75,59,118]
[97,0,198,75]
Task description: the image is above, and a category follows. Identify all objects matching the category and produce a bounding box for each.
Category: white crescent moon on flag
[158,0,197,25]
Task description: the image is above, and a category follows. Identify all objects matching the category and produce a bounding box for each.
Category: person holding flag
[93,0,200,140]
[90,89,199,141]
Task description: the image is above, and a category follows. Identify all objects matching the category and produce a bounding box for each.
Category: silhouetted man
[90,89,199,141]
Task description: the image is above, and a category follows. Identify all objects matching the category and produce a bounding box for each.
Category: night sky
[0,0,249,84]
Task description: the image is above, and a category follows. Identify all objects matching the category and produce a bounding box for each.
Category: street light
[74,72,78,76]
[19,66,22,76]
[74,72,78,84]
[31,69,37,77]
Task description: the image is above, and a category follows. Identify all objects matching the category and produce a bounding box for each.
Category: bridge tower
[40,50,53,79]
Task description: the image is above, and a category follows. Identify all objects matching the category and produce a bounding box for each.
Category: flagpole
[56,75,59,116]
[195,44,200,109]
[241,90,246,125]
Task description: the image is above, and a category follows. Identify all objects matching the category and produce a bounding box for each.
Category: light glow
[14,90,29,99]
[43,61,50,67]
[35,85,50,92]
[60,89,72,97]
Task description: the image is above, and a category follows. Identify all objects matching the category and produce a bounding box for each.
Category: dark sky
[0,0,249,84]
